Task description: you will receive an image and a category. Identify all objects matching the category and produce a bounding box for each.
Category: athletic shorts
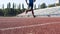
[28,3,33,10]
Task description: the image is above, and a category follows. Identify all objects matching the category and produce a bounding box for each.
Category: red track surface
[0,17,60,34]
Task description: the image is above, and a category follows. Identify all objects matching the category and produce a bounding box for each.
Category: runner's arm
[25,0,28,5]
[34,0,36,2]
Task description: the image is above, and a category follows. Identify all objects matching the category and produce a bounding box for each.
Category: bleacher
[17,6,60,17]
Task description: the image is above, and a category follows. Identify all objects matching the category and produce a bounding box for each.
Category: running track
[0,17,60,34]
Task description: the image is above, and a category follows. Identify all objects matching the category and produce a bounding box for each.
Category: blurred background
[0,0,60,17]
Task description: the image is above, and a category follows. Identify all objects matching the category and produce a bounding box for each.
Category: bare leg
[26,9,32,14]
[31,9,36,18]
[25,6,31,14]
[26,9,36,18]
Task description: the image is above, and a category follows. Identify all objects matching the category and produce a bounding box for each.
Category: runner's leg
[31,4,36,18]
[26,4,30,14]
[26,4,33,14]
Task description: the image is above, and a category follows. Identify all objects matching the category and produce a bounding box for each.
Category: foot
[33,15,36,18]
[48,15,50,17]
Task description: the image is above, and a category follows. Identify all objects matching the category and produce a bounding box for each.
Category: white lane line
[0,22,60,31]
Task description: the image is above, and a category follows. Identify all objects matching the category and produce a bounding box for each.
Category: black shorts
[28,3,33,10]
